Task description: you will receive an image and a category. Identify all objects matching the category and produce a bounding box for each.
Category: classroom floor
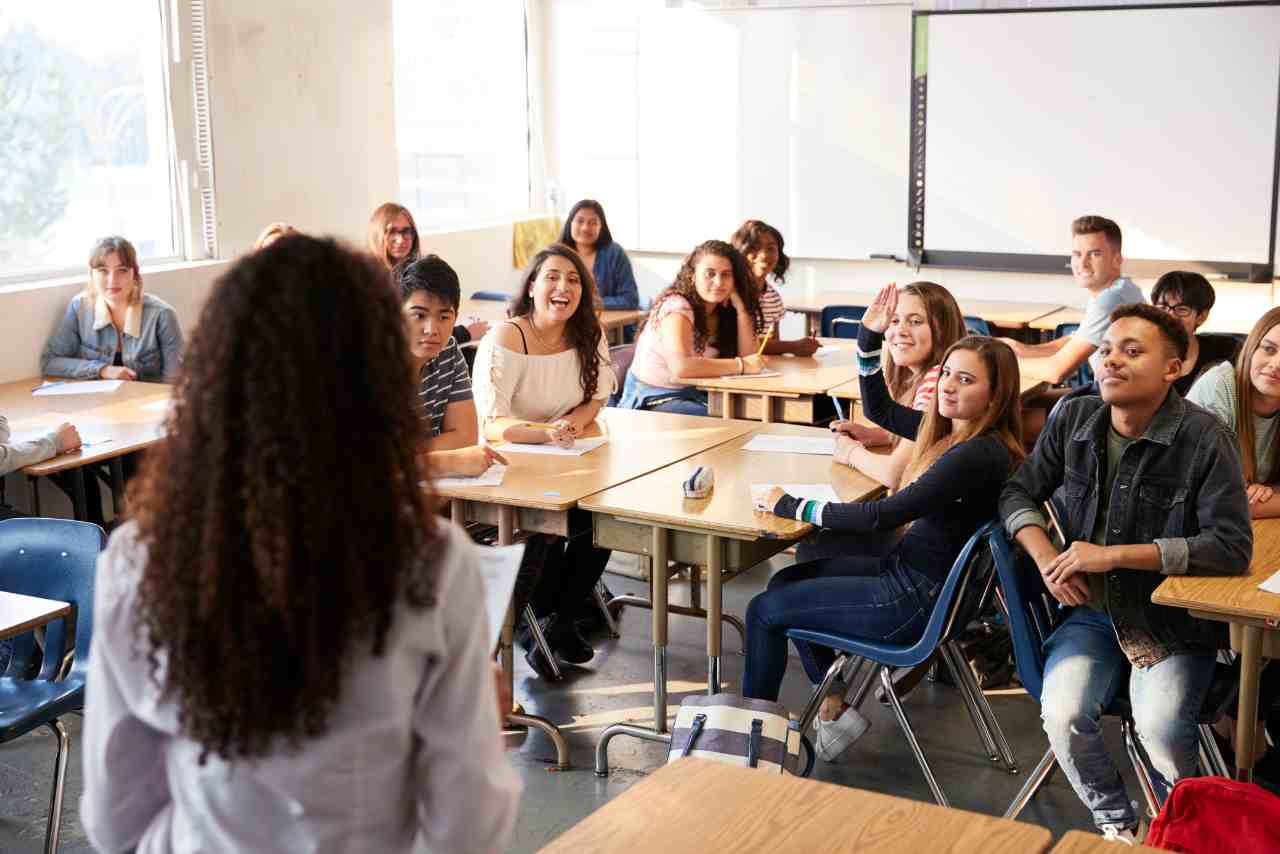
[4,540,1222,854]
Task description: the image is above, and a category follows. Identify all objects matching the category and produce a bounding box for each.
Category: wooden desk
[0,378,171,519]
[1028,307,1086,333]
[786,290,1064,336]
[459,298,646,345]
[0,591,71,642]
[691,339,859,424]
[1152,517,1280,783]
[437,408,758,767]
[1049,830,1166,853]
[539,758,1054,853]
[581,423,882,774]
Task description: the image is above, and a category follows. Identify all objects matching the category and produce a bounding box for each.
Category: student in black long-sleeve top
[742,324,1025,764]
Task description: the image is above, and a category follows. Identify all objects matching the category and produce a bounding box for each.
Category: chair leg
[796,655,849,736]
[522,605,562,680]
[44,719,69,854]
[879,665,950,807]
[942,641,1018,773]
[940,643,1000,763]
[1121,718,1162,819]
[1003,746,1057,819]
[592,582,621,638]
[1199,723,1230,778]
[847,659,881,711]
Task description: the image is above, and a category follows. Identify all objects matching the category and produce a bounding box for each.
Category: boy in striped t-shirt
[399,255,506,477]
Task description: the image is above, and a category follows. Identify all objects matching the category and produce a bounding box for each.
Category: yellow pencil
[755,326,774,358]
[523,421,564,430]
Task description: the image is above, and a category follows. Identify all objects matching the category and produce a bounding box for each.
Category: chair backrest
[820,305,867,339]
[0,518,105,681]
[986,525,1063,703]
[608,343,637,406]
[1044,381,1099,433]
[964,316,992,337]
[1054,322,1094,387]
[469,290,508,302]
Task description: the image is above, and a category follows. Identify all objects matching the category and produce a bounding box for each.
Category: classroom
[2,0,1280,852]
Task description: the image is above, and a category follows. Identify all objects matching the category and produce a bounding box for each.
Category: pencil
[755,326,773,358]
[523,422,564,430]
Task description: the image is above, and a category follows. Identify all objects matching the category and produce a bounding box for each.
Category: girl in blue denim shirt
[41,236,183,382]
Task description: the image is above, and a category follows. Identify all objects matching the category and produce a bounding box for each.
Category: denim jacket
[41,293,183,381]
[999,390,1252,666]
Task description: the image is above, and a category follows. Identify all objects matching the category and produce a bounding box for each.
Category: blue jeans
[1039,606,1216,830]
[741,556,940,702]
[615,371,708,416]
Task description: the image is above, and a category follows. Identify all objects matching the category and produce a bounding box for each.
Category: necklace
[527,315,565,352]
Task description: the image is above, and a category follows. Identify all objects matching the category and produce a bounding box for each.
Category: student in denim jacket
[41,237,183,382]
[1000,303,1251,843]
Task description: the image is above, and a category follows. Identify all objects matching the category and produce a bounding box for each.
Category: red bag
[1146,777,1280,853]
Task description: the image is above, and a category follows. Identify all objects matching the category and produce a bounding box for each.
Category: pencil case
[682,465,714,499]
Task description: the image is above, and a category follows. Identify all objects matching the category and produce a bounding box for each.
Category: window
[0,1,183,280]
[393,0,532,230]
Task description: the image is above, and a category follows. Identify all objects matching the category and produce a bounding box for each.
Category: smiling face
[1249,324,1280,403]
[936,348,992,422]
[691,252,736,307]
[569,209,602,250]
[386,214,415,262]
[91,251,137,304]
[402,291,457,365]
[1071,231,1124,292]
[529,254,583,322]
[1096,316,1180,407]
[1153,288,1208,338]
[744,234,779,283]
[886,292,934,370]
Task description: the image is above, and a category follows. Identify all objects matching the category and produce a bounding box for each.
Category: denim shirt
[999,389,1252,666]
[41,293,183,382]
[592,242,640,310]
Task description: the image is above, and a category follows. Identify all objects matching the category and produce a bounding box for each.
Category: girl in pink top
[618,240,767,416]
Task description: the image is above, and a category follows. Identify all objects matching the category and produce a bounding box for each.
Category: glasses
[1155,302,1196,319]
[387,227,414,240]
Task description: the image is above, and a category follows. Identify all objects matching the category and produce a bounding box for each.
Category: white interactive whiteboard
[921,4,1280,267]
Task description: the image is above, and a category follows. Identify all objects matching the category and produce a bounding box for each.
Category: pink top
[630,295,722,390]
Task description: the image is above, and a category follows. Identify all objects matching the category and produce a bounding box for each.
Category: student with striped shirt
[730,220,819,356]
[398,255,505,478]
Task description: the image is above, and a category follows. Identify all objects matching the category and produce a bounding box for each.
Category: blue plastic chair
[986,525,1233,821]
[785,521,1017,804]
[964,316,992,336]
[1054,322,1095,387]
[0,517,105,853]
[469,290,508,301]
[820,305,866,339]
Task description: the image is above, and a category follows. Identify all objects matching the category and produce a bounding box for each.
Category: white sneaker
[812,707,870,762]
[1100,824,1138,845]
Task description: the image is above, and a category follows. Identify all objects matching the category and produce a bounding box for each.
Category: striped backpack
[667,693,803,774]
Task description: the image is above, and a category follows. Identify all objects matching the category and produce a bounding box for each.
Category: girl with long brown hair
[471,243,617,677]
[729,219,820,356]
[1187,305,1280,518]
[81,235,520,854]
[617,239,766,415]
[743,333,1024,763]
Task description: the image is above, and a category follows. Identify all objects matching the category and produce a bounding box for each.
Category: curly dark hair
[646,240,760,355]
[506,243,605,404]
[127,235,440,763]
[729,219,790,282]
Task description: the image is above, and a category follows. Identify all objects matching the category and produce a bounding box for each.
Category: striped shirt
[416,339,473,437]
[757,281,785,332]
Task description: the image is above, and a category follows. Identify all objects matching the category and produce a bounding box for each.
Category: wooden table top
[690,340,860,396]
[0,377,170,474]
[1152,517,1280,624]
[1049,830,1166,853]
[459,298,646,332]
[784,290,1064,328]
[579,423,881,540]
[0,591,72,641]
[538,758,1053,854]
[432,409,756,512]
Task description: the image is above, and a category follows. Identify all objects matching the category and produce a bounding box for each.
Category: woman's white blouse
[472,330,616,424]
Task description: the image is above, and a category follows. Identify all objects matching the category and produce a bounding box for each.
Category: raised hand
[860,282,898,335]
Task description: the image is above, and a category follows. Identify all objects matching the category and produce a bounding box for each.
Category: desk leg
[109,458,125,517]
[722,391,732,420]
[450,499,465,525]
[707,534,723,695]
[498,504,570,769]
[28,476,41,517]
[760,395,773,424]
[71,469,87,522]
[1236,624,1263,783]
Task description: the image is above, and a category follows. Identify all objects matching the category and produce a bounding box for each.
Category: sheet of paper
[494,436,608,456]
[719,370,782,380]
[140,399,173,412]
[742,433,835,456]
[1258,569,1280,595]
[32,380,124,397]
[432,464,507,488]
[752,483,841,506]
[5,431,111,450]
[474,542,526,649]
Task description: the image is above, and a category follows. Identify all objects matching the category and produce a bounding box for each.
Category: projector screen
[922,4,1280,269]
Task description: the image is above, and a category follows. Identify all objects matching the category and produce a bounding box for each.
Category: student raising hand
[860,282,899,335]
